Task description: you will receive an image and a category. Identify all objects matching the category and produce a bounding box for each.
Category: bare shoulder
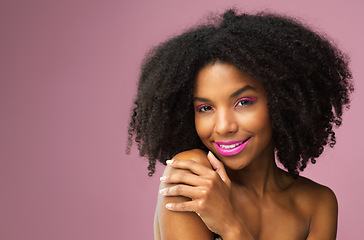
[293,176,337,209]
[162,149,211,180]
[291,176,338,239]
[173,149,212,167]
[154,149,213,240]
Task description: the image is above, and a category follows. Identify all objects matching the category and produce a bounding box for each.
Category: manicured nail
[165,203,172,209]
[166,159,174,165]
[208,151,215,158]
[160,188,166,195]
[160,176,166,182]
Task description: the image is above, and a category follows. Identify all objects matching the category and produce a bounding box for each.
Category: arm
[155,149,214,239]
[156,149,254,240]
[306,186,338,240]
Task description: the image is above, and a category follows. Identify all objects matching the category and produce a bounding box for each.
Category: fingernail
[165,203,172,209]
[160,176,166,182]
[160,188,166,195]
[166,159,174,165]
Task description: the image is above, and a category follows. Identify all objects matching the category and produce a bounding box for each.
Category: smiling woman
[127,9,353,240]
[193,63,273,172]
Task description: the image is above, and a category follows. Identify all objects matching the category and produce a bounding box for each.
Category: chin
[215,152,251,171]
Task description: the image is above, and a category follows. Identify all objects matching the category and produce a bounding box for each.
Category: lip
[214,137,251,156]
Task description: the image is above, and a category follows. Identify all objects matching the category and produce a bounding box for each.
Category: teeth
[219,142,243,149]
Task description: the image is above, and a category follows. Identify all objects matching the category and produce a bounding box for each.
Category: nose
[214,109,238,135]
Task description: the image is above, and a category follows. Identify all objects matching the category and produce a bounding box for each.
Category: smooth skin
[154,63,338,240]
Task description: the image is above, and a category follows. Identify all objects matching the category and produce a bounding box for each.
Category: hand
[159,151,240,236]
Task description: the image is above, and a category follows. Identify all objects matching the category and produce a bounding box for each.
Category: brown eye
[199,105,213,112]
[236,99,251,107]
[235,97,257,108]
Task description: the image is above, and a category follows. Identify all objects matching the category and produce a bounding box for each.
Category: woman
[127,9,353,239]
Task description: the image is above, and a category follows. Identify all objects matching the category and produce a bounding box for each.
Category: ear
[207,151,231,188]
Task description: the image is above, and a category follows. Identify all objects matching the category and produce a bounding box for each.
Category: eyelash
[195,97,257,113]
[235,97,256,107]
[196,105,212,112]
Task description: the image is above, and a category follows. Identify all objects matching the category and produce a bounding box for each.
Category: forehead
[194,62,265,96]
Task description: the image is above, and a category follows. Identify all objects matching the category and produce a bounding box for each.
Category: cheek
[240,107,271,134]
[194,116,212,141]
[253,110,272,139]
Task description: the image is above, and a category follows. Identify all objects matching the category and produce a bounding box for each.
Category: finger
[160,185,204,199]
[207,151,231,187]
[165,200,196,212]
[166,159,212,176]
[160,171,207,186]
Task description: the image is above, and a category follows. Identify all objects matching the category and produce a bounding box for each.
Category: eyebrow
[193,85,256,102]
[229,85,255,98]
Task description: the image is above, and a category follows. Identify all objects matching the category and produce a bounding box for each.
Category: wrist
[221,215,254,240]
[223,227,254,240]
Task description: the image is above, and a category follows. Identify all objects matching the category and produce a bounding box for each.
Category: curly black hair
[127,9,353,177]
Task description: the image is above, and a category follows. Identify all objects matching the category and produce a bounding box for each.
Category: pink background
[0,0,363,239]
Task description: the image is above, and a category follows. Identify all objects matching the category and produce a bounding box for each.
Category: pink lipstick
[214,137,251,156]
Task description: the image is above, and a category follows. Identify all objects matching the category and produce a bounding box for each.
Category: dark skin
[154,63,338,240]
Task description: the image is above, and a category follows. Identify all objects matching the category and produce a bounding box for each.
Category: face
[193,62,274,170]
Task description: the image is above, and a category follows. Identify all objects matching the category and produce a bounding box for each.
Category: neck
[226,144,286,198]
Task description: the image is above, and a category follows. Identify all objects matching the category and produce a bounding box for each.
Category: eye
[196,105,213,112]
[235,97,257,108]
[236,99,251,106]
